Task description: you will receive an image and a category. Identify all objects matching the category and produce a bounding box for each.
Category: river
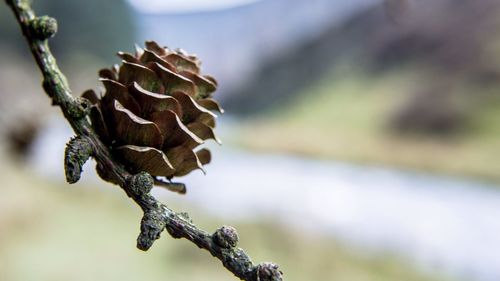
[31,118,500,281]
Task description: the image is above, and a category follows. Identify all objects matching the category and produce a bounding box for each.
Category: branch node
[221,248,254,279]
[213,225,239,248]
[137,210,166,251]
[255,262,283,281]
[164,213,185,239]
[68,97,90,119]
[64,136,93,184]
[128,171,154,197]
[29,15,57,39]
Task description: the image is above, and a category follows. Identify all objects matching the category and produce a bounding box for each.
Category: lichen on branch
[5,0,282,280]
[64,136,93,183]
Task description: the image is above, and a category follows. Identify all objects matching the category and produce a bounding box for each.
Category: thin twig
[5,0,282,280]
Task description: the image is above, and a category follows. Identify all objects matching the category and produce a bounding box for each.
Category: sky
[127,0,262,14]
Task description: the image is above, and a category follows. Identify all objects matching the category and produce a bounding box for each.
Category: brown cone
[81,41,223,185]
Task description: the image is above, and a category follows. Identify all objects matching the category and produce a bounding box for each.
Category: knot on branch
[128,172,153,197]
[213,225,239,248]
[68,97,91,119]
[64,136,93,184]
[29,15,57,39]
[137,210,166,251]
[255,262,283,281]
[220,248,254,279]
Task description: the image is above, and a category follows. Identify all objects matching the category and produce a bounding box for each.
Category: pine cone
[82,41,223,187]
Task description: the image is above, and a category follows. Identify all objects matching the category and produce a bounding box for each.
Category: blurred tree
[389,85,466,136]
[227,0,500,137]
[0,0,135,64]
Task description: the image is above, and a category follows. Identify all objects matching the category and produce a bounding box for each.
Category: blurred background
[1,0,500,280]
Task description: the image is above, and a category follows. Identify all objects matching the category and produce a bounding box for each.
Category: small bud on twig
[29,15,57,39]
[137,210,166,251]
[256,262,283,281]
[64,136,93,184]
[129,171,154,196]
[213,225,239,248]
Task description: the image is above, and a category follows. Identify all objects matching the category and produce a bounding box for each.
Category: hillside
[132,0,379,97]
[225,0,500,116]
[231,0,500,181]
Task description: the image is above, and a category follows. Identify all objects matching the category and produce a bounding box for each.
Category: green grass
[0,155,452,281]
[234,66,500,182]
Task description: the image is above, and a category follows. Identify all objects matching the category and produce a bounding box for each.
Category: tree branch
[5,1,282,280]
